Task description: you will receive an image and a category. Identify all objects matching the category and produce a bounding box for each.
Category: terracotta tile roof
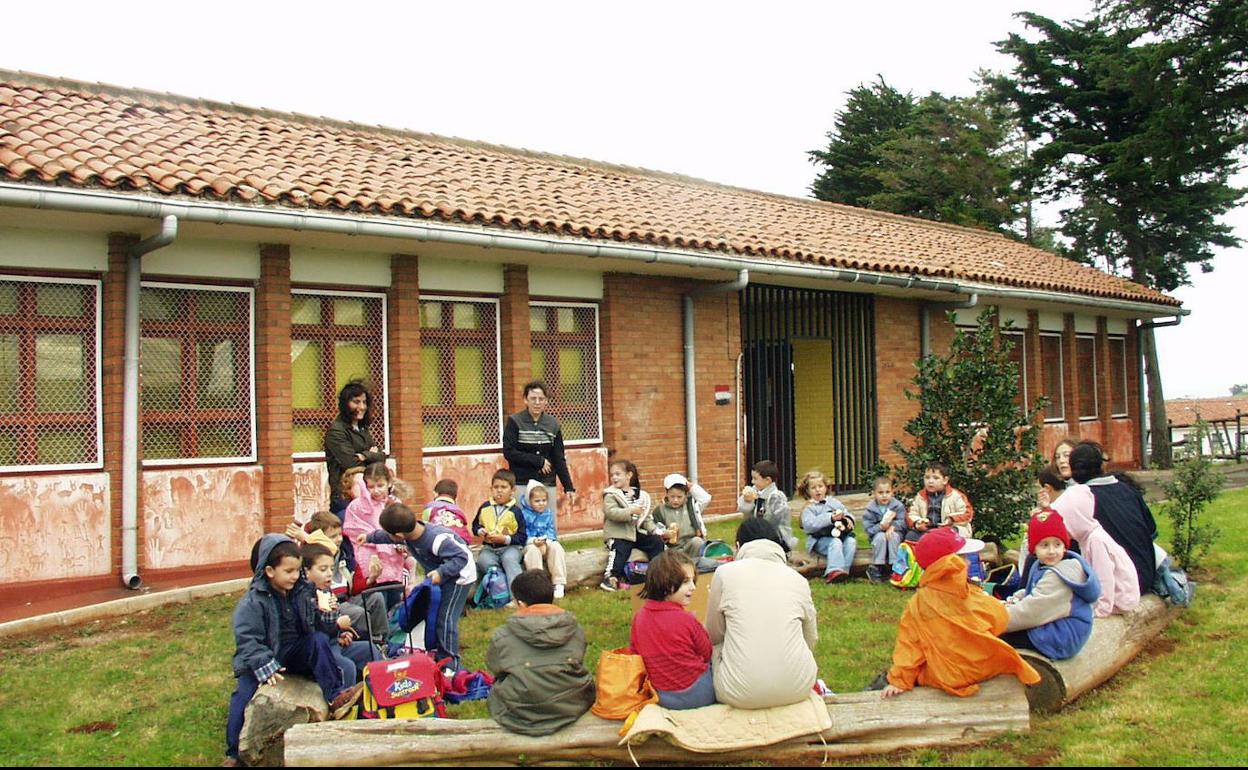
[0,71,1178,308]
[1166,397,1248,427]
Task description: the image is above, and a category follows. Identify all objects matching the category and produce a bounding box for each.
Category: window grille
[419,296,501,451]
[1109,336,1129,417]
[0,276,101,470]
[1039,333,1065,421]
[1076,335,1098,419]
[140,283,254,463]
[291,291,388,456]
[529,302,602,443]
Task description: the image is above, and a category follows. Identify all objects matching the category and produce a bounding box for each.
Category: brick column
[104,234,137,576]
[387,255,425,500]
[1026,311,1044,419]
[1062,313,1080,426]
[500,265,532,415]
[255,245,293,531]
[1097,317,1114,438]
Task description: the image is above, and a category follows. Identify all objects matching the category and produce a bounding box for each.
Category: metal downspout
[1136,313,1185,469]
[122,215,178,589]
[684,270,748,484]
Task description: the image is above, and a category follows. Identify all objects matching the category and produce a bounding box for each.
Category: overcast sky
[5,0,1245,399]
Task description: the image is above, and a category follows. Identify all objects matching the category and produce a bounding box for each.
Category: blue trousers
[811,535,858,574]
[477,544,524,588]
[657,666,717,710]
[224,632,345,759]
[436,580,472,666]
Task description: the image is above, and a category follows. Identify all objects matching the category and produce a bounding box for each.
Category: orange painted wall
[0,473,111,582]
[142,467,264,570]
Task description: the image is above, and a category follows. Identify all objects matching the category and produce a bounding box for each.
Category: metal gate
[741,285,877,494]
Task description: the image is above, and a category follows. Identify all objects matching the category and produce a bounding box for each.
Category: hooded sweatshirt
[1052,484,1141,617]
[1005,552,1101,660]
[341,475,408,585]
[705,538,818,709]
[486,605,595,736]
[518,480,559,541]
[887,553,1041,697]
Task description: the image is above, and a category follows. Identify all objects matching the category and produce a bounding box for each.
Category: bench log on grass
[561,541,999,587]
[1018,593,1180,713]
[284,676,1029,766]
[239,677,329,767]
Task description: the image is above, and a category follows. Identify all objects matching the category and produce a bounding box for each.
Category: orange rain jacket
[887,554,1041,697]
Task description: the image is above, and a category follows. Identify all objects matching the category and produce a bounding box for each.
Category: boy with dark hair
[361,503,476,664]
[486,569,595,735]
[905,461,973,541]
[472,469,528,596]
[300,543,378,686]
[224,535,364,766]
[737,459,796,551]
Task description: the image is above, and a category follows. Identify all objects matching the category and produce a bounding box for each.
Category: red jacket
[629,600,712,692]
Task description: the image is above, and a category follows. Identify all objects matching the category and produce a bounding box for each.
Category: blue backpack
[472,565,510,609]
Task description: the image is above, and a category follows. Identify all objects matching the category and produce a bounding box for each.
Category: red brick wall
[387,255,424,500]
[104,234,135,575]
[256,244,293,530]
[600,275,741,511]
[876,297,921,466]
[500,265,533,416]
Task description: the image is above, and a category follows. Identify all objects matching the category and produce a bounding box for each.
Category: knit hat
[1027,509,1071,552]
[912,527,985,570]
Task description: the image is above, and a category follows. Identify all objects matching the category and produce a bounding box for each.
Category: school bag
[591,647,659,721]
[623,560,650,585]
[353,580,449,720]
[472,565,510,609]
[890,542,923,589]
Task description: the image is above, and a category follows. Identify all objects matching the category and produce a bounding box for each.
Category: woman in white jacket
[705,518,819,709]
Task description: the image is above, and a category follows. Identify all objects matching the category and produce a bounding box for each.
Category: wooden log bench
[284,676,1030,766]
[1018,593,1180,713]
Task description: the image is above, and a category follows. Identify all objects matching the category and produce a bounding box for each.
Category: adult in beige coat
[705,519,819,709]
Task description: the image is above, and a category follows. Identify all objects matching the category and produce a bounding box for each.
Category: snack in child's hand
[316,589,333,612]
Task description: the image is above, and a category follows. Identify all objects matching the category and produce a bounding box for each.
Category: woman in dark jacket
[324,381,387,516]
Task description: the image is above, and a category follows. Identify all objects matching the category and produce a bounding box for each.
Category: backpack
[356,651,446,720]
[472,565,510,609]
[623,560,649,585]
[591,646,659,721]
[696,540,734,573]
[890,542,923,589]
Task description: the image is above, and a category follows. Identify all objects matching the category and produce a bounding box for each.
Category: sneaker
[599,577,619,592]
[824,570,847,584]
[504,600,517,609]
[329,682,365,720]
[867,566,886,584]
[221,758,243,768]
[553,584,565,600]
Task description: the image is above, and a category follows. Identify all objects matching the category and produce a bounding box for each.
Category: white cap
[663,473,690,490]
[957,538,986,556]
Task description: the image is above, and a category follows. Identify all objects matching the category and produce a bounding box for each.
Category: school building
[0,71,1181,600]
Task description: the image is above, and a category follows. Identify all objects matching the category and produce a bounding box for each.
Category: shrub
[1162,420,1225,571]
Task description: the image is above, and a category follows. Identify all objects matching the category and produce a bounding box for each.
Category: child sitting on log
[1000,510,1101,660]
[630,551,716,709]
[486,569,596,735]
[882,528,1041,698]
[904,461,974,541]
[798,470,857,583]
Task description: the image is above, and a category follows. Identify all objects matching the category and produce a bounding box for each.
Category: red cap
[1027,509,1071,552]
[912,527,965,570]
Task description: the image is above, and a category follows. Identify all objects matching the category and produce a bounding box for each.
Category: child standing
[737,460,797,551]
[486,569,596,735]
[882,528,1040,699]
[300,543,378,686]
[519,480,569,600]
[422,479,473,544]
[651,473,709,560]
[223,536,364,765]
[472,469,528,591]
[341,462,411,589]
[629,551,716,710]
[361,504,478,665]
[600,458,663,592]
[798,470,857,583]
[863,477,906,584]
[1002,511,1101,660]
[905,461,973,542]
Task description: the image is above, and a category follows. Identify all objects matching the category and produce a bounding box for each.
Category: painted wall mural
[0,473,110,583]
[293,462,329,524]
[143,466,264,570]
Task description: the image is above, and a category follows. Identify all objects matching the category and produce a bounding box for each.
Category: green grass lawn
[1,489,1245,766]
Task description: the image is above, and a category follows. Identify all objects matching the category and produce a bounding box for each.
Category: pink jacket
[1052,485,1140,618]
[340,476,408,586]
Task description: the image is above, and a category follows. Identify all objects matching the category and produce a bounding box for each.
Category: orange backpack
[590,647,659,721]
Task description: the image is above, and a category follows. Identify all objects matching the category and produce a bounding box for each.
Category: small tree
[887,309,1048,545]
[1161,420,1225,571]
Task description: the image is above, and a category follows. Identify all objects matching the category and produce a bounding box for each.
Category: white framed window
[530,301,603,445]
[1076,335,1098,419]
[1039,333,1065,422]
[419,295,502,452]
[1109,336,1129,417]
[139,282,255,464]
[290,289,389,459]
[0,275,102,472]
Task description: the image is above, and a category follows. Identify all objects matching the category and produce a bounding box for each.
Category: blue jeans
[224,632,344,759]
[657,666,717,710]
[811,536,857,574]
[871,530,901,567]
[331,639,379,686]
[478,544,524,588]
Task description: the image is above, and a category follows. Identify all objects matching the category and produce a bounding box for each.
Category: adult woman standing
[704,518,818,710]
[324,381,387,517]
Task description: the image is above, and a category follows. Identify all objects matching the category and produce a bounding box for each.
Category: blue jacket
[230,534,339,681]
[518,495,559,541]
[862,498,907,539]
[1015,553,1101,661]
[800,497,854,545]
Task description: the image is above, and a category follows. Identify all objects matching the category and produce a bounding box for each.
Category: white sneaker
[553,584,565,600]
